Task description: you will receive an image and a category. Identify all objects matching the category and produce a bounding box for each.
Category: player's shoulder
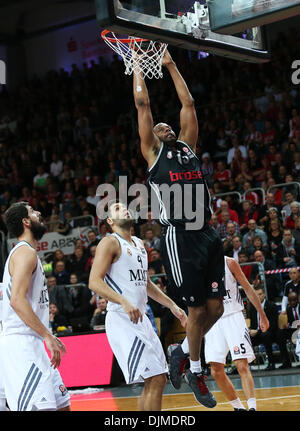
[133,236,145,249]
[96,235,120,251]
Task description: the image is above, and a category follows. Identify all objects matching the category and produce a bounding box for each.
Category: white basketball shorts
[105,311,168,384]
[205,311,255,364]
[0,331,6,407]
[1,334,70,411]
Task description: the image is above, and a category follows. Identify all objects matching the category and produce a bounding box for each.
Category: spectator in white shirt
[227,134,247,166]
[50,153,63,177]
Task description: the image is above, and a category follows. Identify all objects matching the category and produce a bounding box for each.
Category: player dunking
[133,49,226,407]
[1,202,70,411]
[171,256,269,411]
[89,201,187,411]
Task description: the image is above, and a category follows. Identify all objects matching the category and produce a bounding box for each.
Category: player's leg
[139,373,167,411]
[210,362,246,411]
[234,358,256,411]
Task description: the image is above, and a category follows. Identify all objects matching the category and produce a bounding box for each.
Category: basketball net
[101,30,168,79]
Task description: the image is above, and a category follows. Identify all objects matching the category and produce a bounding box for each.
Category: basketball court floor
[69,367,300,411]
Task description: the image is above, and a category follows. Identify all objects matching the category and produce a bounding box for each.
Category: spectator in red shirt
[284,202,300,229]
[214,160,231,190]
[243,181,260,206]
[216,200,239,224]
[238,250,252,281]
[238,200,258,232]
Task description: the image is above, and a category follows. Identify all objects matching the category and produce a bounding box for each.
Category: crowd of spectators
[0,26,299,361]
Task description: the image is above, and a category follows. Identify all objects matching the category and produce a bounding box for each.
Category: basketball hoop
[101,29,168,79]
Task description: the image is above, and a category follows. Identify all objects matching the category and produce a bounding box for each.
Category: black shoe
[184,370,217,408]
[234,408,247,411]
[202,366,211,377]
[278,363,291,369]
[168,344,189,390]
[265,363,275,371]
[249,408,256,411]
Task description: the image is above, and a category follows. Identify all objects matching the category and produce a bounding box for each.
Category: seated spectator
[281,191,297,218]
[242,219,268,249]
[90,297,108,329]
[248,286,279,371]
[246,235,270,260]
[85,245,97,273]
[148,248,163,274]
[33,165,49,191]
[243,181,260,206]
[87,229,100,253]
[53,260,70,285]
[224,234,242,261]
[214,160,231,190]
[98,223,109,239]
[201,152,214,186]
[217,210,240,240]
[263,206,282,232]
[257,192,280,226]
[250,250,280,300]
[210,213,219,231]
[144,228,161,251]
[139,210,162,239]
[284,201,300,229]
[238,249,252,280]
[293,216,300,242]
[238,200,258,233]
[52,249,71,273]
[47,276,73,317]
[50,153,63,178]
[216,200,239,224]
[68,276,94,332]
[275,229,300,269]
[49,302,69,335]
[267,218,283,258]
[69,246,88,278]
[227,134,247,165]
[280,268,300,314]
[86,185,100,208]
[277,292,300,369]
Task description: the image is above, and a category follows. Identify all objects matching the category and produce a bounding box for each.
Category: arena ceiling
[0,0,96,43]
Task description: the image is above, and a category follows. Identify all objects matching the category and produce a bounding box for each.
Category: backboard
[208,0,300,35]
[95,0,270,63]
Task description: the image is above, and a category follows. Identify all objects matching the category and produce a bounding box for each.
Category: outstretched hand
[162,49,174,67]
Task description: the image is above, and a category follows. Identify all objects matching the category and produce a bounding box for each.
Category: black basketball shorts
[160,224,226,307]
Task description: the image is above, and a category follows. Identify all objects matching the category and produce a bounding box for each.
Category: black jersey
[147,140,212,230]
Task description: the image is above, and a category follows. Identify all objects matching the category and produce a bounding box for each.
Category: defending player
[133,48,225,407]
[1,202,70,411]
[169,256,269,411]
[89,201,187,411]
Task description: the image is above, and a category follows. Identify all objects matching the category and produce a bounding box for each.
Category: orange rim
[101,29,148,44]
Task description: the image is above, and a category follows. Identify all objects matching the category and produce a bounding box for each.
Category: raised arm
[226,257,269,332]
[163,50,198,151]
[133,65,161,167]
[89,236,143,324]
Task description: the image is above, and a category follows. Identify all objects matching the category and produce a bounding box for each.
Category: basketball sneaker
[184,369,217,408]
[167,343,189,390]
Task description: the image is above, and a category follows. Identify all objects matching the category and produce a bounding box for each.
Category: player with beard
[89,201,187,411]
[133,49,226,407]
[0,202,70,411]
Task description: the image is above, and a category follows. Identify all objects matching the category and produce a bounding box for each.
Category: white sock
[190,359,202,374]
[181,337,190,355]
[247,398,256,410]
[230,398,246,410]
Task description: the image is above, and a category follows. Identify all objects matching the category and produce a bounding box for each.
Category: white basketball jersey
[222,256,244,317]
[105,233,148,315]
[2,241,49,338]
